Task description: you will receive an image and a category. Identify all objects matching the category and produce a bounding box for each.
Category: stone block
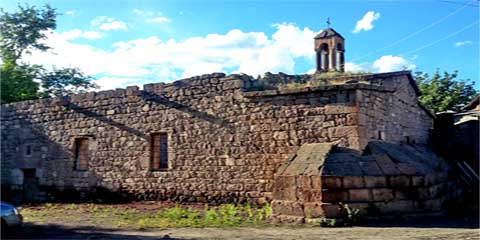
[343,176,365,188]
[348,189,370,202]
[375,154,401,175]
[126,86,139,95]
[411,176,425,186]
[364,176,387,188]
[321,203,341,218]
[397,163,418,175]
[325,105,358,114]
[310,176,322,189]
[394,188,418,200]
[322,176,343,189]
[389,176,411,187]
[303,202,324,218]
[416,199,442,211]
[322,190,348,203]
[377,200,415,213]
[371,188,394,201]
[143,83,155,92]
[296,176,311,189]
[271,200,304,217]
[273,176,297,201]
[297,189,322,202]
[328,126,359,138]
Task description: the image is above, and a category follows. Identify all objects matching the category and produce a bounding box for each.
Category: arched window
[335,43,344,71]
[320,43,329,71]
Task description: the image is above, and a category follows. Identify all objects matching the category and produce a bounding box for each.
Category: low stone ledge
[243,83,393,98]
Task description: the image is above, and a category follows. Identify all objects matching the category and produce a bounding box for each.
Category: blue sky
[1,0,478,90]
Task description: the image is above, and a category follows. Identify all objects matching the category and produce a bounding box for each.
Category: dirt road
[7,221,479,240]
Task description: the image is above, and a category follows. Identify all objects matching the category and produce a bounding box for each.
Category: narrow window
[151,133,168,170]
[378,131,385,140]
[405,136,411,144]
[25,145,32,157]
[74,138,89,171]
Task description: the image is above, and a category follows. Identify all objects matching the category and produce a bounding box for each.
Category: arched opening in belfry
[336,43,344,72]
[320,43,329,71]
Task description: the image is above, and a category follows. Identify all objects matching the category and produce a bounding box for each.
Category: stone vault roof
[314,28,345,40]
[276,141,446,177]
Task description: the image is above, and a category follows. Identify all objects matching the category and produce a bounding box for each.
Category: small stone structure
[0,28,450,219]
[273,142,450,221]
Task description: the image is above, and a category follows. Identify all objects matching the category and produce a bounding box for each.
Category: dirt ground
[7,222,479,240]
[6,202,480,240]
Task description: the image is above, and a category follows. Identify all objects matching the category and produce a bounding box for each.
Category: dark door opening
[22,168,38,203]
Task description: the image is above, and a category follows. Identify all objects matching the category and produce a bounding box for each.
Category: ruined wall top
[1,70,420,110]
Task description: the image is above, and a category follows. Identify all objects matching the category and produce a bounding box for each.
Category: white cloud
[99,21,128,31]
[345,62,364,72]
[147,17,171,23]
[133,9,155,16]
[372,55,416,72]
[60,29,103,40]
[83,31,103,40]
[95,76,145,90]
[353,11,381,33]
[454,40,472,47]
[60,29,82,40]
[65,10,76,16]
[22,24,319,90]
[133,9,171,24]
[91,16,128,31]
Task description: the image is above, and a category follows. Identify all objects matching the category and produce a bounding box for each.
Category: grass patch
[278,71,372,91]
[21,202,273,229]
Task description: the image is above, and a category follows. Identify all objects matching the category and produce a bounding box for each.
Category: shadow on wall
[1,105,135,204]
[62,91,233,140]
[141,91,232,130]
[2,90,238,204]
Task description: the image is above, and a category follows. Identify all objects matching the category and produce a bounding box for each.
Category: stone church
[1,28,452,220]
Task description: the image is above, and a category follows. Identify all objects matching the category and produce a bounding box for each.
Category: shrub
[339,203,363,226]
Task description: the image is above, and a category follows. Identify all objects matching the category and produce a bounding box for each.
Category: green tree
[0,4,97,104]
[0,4,56,63]
[0,59,40,103]
[39,67,97,97]
[415,70,478,113]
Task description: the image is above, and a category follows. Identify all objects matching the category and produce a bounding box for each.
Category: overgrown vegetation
[318,203,363,227]
[277,71,370,90]
[21,203,273,229]
[339,203,363,226]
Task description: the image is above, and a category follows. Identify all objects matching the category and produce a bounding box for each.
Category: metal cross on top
[326,17,331,28]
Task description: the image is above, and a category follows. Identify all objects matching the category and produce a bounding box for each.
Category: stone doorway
[22,168,39,202]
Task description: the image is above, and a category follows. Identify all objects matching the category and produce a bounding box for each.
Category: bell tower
[314,27,345,72]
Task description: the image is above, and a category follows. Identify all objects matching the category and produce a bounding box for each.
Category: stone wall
[0,71,433,204]
[356,74,433,148]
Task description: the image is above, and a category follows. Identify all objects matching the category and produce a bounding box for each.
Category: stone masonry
[1,70,434,208]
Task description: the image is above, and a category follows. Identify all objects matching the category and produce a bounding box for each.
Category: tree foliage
[415,70,478,113]
[0,5,56,63]
[0,59,40,103]
[39,67,97,97]
[0,4,97,104]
